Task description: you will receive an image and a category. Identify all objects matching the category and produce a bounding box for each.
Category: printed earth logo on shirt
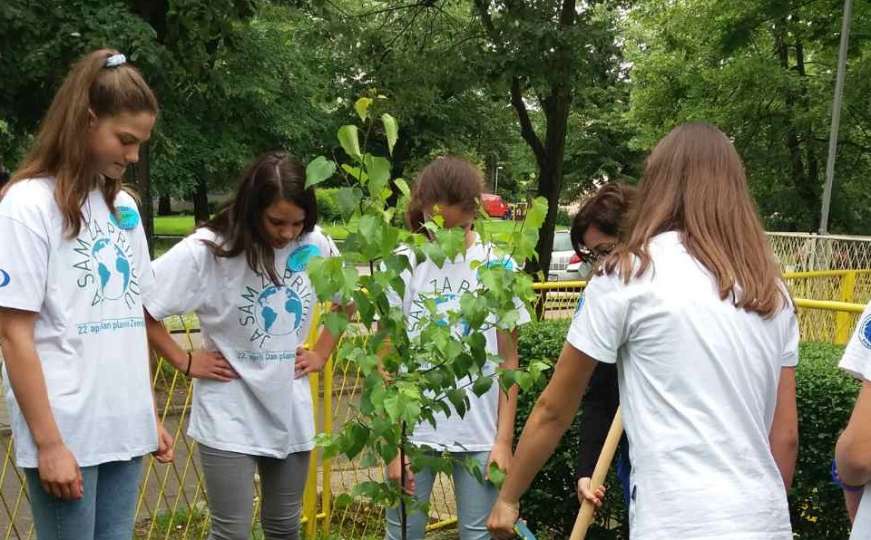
[574,293,586,318]
[72,209,141,309]
[408,276,473,335]
[477,256,515,276]
[434,293,472,336]
[237,244,318,350]
[860,314,871,350]
[255,285,304,337]
[0,268,9,288]
[110,205,141,230]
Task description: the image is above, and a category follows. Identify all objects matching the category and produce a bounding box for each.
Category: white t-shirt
[145,227,338,457]
[0,177,158,467]
[567,231,798,540]
[838,301,871,540]
[388,239,531,452]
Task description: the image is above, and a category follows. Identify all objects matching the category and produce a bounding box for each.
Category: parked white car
[548,230,592,281]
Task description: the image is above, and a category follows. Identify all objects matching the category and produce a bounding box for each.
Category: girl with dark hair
[0,48,172,539]
[489,123,799,539]
[144,151,344,540]
[569,183,635,511]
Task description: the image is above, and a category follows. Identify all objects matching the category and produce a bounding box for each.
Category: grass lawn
[154,215,197,236]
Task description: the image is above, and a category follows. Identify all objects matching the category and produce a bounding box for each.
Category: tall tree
[471,0,625,275]
[323,0,628,276]
[626,0,871,233]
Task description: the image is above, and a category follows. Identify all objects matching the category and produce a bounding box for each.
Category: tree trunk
[794,37,822,226]
[192,178,210,225]
[774,23,808,229]
[530,86,572,278]
[473,0,577,279]
[126,142,154,257]
[158,194,172,216]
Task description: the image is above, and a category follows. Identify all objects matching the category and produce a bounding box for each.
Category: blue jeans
[616,442,632,507]
[385,451,497,540]
[24,457,144,540]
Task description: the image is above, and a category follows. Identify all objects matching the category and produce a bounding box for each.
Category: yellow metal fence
[0,269,868,538]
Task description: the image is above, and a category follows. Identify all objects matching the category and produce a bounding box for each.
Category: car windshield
[552,231,573,252]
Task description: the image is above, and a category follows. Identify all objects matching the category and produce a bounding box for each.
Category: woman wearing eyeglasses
[569,184,635,519]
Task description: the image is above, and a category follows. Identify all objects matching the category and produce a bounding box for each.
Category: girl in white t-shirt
[144,151,345,540]
[488,123,799,540]
[835,300,871,538]
[0,49,173,539]
[384,157,529,540]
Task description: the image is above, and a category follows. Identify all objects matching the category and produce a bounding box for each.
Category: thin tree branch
[511,77,546,165]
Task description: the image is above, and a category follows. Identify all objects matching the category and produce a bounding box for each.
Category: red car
[482,193,509,218]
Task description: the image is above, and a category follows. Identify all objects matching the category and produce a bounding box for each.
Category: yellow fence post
[321,354,334,537]
[303,305,323,539]
[836,271,858,344]
[304,369,321,539]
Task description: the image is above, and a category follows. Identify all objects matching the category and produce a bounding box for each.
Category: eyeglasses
[578,242,616,262]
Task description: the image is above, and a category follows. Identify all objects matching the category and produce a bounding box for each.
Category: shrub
[317,188,342,223]
[790,342,857,538]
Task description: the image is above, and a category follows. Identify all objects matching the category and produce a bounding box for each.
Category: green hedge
[516,320,858,539]
[790,342,858,538]
[317,188,342,223]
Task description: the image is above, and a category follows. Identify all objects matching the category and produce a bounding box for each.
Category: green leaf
[315,432,339,458]
[355,97,373,121]
[365,155,392,197]
[305,156,336,189]
[365,155,391,184]
[447,388,468,417]
[526,196,548,230]
[341,163,368,184]
[336,187,363,216]
[459,354,479,381]
[421,241,446,268]
[338,125,362,160]
[382,113,398,155]
[488,461,507,489]
[435,228,466,261]
[394,178,410,197]
[472,375,493,397]
[465,455,485,483]
[340,266,359,298]
[352,289,375,324]
[358,215,380,242]
[324,312,349,336]
[384,393,402,422]
[334,493,354,509]
[345,422,370,460]
[498,369,519,393]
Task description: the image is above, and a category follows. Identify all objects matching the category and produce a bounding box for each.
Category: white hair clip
[104,54,127,68]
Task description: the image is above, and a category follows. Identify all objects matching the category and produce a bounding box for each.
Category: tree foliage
[305,101,549,524]
[626,0,871,233]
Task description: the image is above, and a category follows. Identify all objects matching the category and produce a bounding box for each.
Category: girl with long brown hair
[488,123,799,539]
[144,151,346,540]
[0,49,173,538]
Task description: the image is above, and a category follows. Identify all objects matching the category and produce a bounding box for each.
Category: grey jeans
[199,444,310,540]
